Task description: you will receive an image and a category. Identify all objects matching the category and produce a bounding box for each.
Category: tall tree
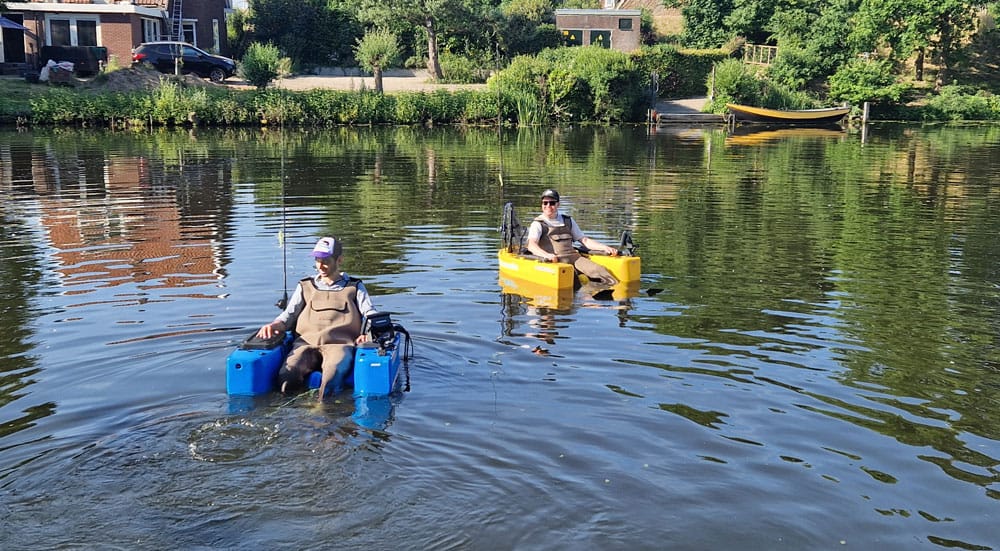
[851,0,977,86]
[664,0,736,48]
[250,0,361,68]
[357,0,490,80]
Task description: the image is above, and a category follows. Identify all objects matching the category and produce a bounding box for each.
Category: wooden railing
[743,44,777,66]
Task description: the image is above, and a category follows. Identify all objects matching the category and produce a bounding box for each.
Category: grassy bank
[3,67,999,128]
[0,72,504,128]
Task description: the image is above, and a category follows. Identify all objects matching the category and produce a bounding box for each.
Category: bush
[488,55,551,123]
[703,58,764,112]
[828,58,912,105]
[540,46,647,122]
[704,58,818,112]
[439,52,491,84]
[923,85,1000,121]
[632,44,728,99]
[241,42,282,90]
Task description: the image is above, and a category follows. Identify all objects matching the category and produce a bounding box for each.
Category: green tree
[355,28,401,93]
[767,0,859,88]
[226,7,254,60]
[851,0,978,86]
[250,0,361,69]
[495,0,561,59]
[665,0,736,48]
[358,0,492,80]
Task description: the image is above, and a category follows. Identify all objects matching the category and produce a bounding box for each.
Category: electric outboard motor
[619,230,636,257]
[363,312,396,355]
[500,201,525,253]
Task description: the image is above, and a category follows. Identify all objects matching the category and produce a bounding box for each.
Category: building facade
[554,9,642,52]
[1,0,230,74]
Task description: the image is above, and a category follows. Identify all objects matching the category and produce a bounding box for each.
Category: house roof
[5,2,164,17]
[555,9,642,16]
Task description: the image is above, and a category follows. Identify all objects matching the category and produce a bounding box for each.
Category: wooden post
[862,101,869,124]
[710,66,715,101]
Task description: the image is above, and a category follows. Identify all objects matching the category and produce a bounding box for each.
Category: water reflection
[1,125,999,549]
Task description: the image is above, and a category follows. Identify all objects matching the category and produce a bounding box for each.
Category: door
[2,15,27,63]
[154,43,180,74]
[181,44,207,76]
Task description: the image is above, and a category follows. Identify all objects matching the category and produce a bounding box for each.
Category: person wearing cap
[256,236,377,398]
[526,189,620,285]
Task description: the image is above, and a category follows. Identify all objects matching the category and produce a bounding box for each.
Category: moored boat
[726,103,850,125]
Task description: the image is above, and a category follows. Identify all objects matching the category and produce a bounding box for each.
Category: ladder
[170,0,184,42]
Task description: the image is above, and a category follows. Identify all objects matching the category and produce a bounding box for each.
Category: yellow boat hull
[497,249,641,290]
[499,274,575,309]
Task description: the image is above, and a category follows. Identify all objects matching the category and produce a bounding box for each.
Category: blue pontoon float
[226,312,411,427]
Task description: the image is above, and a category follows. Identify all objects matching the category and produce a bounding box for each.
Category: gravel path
[227,71,487,92]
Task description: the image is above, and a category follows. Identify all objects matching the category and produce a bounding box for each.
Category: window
[77,21,98,47]
[562,29,583,47]
[50,20,71,47]
[590,30,611,48]
[182,21,196,45]
[618,18,633,31]
[142,18,161,43]
[46,16,100,47]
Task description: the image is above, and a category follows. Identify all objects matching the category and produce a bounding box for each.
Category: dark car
[132,41,236,83]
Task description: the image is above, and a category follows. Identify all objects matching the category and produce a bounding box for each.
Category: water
[1,124,998,549]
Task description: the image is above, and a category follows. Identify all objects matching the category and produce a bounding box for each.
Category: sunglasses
[542,200,558,205]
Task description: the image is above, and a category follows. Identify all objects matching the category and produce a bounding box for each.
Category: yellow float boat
[498,201,641,293]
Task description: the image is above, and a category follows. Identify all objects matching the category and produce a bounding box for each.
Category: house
[554,8,642,52]
[1,0,231,75]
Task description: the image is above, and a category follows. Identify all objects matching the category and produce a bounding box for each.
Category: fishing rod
[276,109,289,310]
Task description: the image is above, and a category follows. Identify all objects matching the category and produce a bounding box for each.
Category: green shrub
[488,55,551,123]
[703,58,764,112]
[439,52,490,84]
[461,90,501,124]
[548,46,645,121]
[828,58,912,105]
[254,89,306,125]
[632,44,728,99]
[923,85,1000,121]
[394,92,427,124]
[144,79,212,125]
[241,42,282,90]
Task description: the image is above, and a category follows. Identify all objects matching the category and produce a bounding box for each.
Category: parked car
[132,41,236,83]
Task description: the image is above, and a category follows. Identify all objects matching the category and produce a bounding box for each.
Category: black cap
[541,189,560,201]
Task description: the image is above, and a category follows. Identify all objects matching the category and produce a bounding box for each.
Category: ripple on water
[187,417,282,463]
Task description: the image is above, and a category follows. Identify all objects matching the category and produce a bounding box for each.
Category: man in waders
[525,189,620,285]
[256,237,377,399]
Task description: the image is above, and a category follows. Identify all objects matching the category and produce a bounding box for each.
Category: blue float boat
[226,313,411,428]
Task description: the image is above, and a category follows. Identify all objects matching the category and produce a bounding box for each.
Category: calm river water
[0,124,998,549]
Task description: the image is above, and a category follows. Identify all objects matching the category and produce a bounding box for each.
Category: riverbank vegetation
[0,46,722,127]
[3,0,1000,125]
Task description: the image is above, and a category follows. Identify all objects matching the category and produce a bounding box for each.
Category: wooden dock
[653,97,726,125]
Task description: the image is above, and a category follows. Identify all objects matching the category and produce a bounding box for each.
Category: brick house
[1,0,231,74]
[554,8,642,52]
